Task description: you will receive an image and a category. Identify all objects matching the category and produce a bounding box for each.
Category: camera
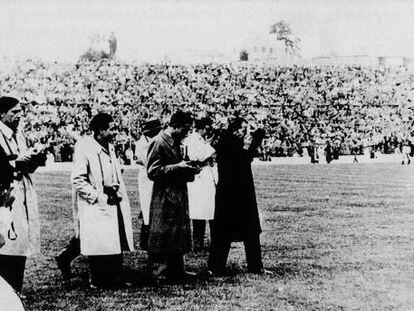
[103,184,122,206]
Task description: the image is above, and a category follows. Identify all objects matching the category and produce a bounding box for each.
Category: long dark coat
[146,132,193,254]
[213,133,262,242]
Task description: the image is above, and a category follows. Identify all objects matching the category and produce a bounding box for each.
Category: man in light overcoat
[71,113,134,288]
[0,96,43,292]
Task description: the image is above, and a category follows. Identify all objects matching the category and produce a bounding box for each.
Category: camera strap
[97,147,120,188]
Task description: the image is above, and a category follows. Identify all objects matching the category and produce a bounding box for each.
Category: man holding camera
[146,111,200,282]
[208,117,269,276]
[0,141,25,310]
[0,96,44,293]
[71,113,134,288]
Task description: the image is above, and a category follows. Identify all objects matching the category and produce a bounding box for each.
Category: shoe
[205,269,226,278]
[167,271,197,282]
[248,268,274,275]
[89,283,98,289]
[55,255,71,279]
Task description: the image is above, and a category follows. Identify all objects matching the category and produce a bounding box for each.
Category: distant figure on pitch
[183,117,217,252]
[401,138,411,165]
[135,119,162,250]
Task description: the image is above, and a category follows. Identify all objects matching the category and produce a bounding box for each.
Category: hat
[0,97,19,114]
[142,119,162,134]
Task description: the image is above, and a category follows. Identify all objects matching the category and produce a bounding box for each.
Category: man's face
[1,103,22,132]
[199,125,212,139]
[175,123,191,141]
[234,121,248,139]
[101,122,117,144]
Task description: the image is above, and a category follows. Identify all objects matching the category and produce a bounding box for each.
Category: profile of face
[100,121,117,144]
[233,121,248,140]
[1,103,22,132]
[176,123,192,141]
[199,125,212,139]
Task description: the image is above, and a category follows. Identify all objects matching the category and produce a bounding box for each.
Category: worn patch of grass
[21,163,414,310]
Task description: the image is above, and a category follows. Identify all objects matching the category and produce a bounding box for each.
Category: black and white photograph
[0,0,414,310]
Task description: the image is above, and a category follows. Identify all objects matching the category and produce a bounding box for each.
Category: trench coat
[0,122,40,257]
[213,132,262,242]
[135,135,153,225]
[146,131,194,254]
[0,276,25,311]
[183,132,217,220]
[71,136,134,256]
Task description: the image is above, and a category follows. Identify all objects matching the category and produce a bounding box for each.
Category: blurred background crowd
[1,59,413,163]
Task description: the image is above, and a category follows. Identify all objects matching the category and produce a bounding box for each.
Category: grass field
[21,163,414,311]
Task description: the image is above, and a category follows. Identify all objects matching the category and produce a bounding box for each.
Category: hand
[0,188,14,208]
[177,160,194,169]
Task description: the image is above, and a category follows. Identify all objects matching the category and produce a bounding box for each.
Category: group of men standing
[0,96,269,294]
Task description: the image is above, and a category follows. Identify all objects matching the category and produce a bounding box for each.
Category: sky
[1,0,414,62]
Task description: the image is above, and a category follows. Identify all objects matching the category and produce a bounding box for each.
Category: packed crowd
[1,59,413,161]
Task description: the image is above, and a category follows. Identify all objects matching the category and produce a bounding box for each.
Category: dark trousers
[148,252,184,279]
[0,255,27,292]
[58,235,80,263]
[192,220,206,249]
[140,224,149,251]
[89,254,123,288]
[208,234,263,273]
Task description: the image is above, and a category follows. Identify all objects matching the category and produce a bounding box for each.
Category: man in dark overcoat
[208,117,267,275]
[146,111,199,281]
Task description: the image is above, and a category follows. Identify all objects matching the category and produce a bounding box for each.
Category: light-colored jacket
[135,135,153,225]
[0,122,40,257]
[71,136,134,256]
[183,131,217,220]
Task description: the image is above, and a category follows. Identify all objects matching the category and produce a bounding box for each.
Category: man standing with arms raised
[146,111,200,282]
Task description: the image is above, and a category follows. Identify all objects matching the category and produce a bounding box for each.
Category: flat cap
[142,119,162,134]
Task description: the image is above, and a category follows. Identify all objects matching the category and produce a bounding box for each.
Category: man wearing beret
[0,96,44,292]
[135,118,162,250]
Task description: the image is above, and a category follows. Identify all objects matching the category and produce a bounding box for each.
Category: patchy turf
[21,163,414,310]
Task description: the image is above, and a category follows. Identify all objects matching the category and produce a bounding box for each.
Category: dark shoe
[56,255,71,279]
[166,271,197,283]
[205,269,226,278]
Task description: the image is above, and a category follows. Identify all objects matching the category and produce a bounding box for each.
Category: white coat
[0,122,40,257]
[135,135,153,225]
[71,136,134,256]
[183,132,217,220]
[0,276,25,311]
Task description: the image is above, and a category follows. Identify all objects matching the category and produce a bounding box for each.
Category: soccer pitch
[22,163,414,310]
